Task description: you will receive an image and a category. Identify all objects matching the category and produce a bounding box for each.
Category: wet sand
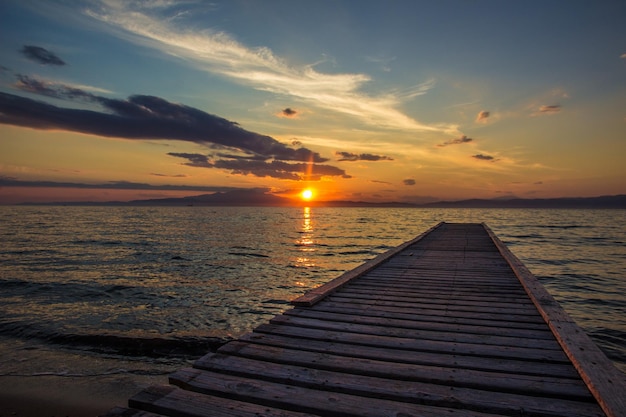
[0,373,161,417]
[0,337,173,417]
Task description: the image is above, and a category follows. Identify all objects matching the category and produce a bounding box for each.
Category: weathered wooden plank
[372,266,517,276]
[346,279,534,298]
[334,285,537,304]
[237,332,581,379]
[129,385,318,417]
[317,299,548,324]
[336,287,533,306]
[252,323,572,362]
[269,314,563,350]
[360,274,526,288]
[354,275,525,288]
[340,283,530,298]
[346,284,529,298]
[283,308,557,340]
[171,368,516,417]
[366,263,521,273]
[335,287,536,309]
[186,357,604,417]
[381,260,513,269]
[313,301,551,330]
[352,273,530,288]
[213,341,594,400]
[485,224,626,417]
[326,294,544,317]
[352,274,526,286]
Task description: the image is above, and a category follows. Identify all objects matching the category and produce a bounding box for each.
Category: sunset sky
[1,0,625,204]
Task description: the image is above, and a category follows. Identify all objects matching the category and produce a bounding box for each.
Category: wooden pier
[106,223,626,417]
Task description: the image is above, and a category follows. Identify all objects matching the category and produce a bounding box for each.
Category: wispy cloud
[20,45,66,66]
[472,154,498,162]
[476,110,490,123]
[14,74,114,97]
[85,2,454,133]
[403,179,416,186]
[437,135,473,147]
[535,104,561,116]
[364,54,396,72]
[150,173,188,178]
[335,151,394,162]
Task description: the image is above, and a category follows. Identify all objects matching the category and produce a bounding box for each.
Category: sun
[300,188,314,201]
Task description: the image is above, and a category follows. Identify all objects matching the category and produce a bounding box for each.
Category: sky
[1,0,625,204]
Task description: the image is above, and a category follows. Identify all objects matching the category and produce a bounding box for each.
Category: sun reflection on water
[295,207,316,267]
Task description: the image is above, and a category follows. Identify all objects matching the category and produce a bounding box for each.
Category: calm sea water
[1,206,625,402]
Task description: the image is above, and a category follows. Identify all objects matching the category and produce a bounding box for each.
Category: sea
[0,206,625,412]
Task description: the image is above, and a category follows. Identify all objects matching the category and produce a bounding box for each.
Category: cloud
[476,110,490,123]
[536,104,561,115]
[168,152,350,181]
[150,173,188,178]
[549,88,569,99]
[403,179,416,186]
[0,176,244,192]
[472,154,497,162]
[335,151,394,162]
[279,107,297,118]
[15,74,113,95]
[15,74,95,100]
[85,3,456,133]
[20,45,66,66]
[437,135,473,147]
[0,85,327,163]
[621,53,626,59]
[364,55,396,72]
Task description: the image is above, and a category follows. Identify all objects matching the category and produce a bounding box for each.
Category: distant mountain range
[417,194,626,209]
[23,191,626,209]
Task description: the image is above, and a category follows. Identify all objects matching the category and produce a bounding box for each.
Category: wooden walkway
[105,223,626,417]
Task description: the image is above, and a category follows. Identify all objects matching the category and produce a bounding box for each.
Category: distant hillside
[19,192,626,208]
[129,193,625,208]
[419,195,626,209]
[128,190,291,206]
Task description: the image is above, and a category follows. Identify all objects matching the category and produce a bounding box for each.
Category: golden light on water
[295,207,316,269]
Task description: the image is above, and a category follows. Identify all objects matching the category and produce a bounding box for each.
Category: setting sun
[301,188,314,201]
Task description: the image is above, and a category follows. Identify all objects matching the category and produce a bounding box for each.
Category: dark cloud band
[336,151,393,162]
[20,45,66,66]
[0,87,326,164]
[168,152,351,181]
